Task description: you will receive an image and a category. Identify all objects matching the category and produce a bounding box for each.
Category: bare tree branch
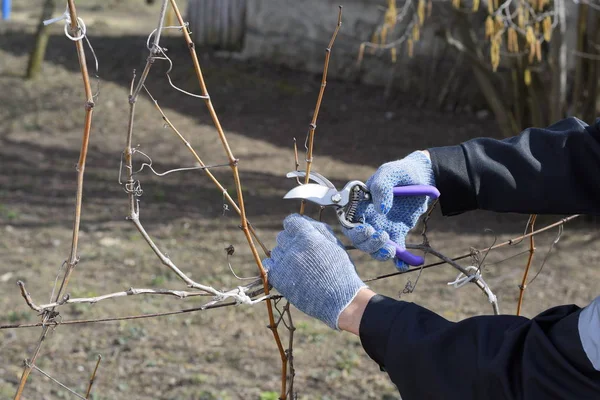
[28,363,87,400]
[18,282,218,312]
[2,296,283,331]
[516,215,537,315]
[14,1,97,396]
[409,244,500,314]
[300,6,343,215]
[364,215,579,283]
[85,355,102,399]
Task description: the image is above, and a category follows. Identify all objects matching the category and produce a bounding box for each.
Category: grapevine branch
[2,296,283,331]
[26,363,87,400]
[13,3,353,398]
[120,0,273,304]
[119,0,292,396]
[516,214,536,315]
[18,278,271,315]
[283,302,296,398]
[300,6,343,215]
[166,1,291,396]
[359,214,577,316]
[141,86,269,256]
[13,0,288,397]
[123,80,264,307]
[402,244,500,314]
[364,215,578,283]
[17,281,224,313]
[85,355,102,399]
[13,1,96,398]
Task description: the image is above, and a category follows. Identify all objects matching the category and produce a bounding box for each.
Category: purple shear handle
[386,184,440,266]
[392,185,440,198]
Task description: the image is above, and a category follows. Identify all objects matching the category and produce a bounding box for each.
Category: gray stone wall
[241,0,427,86]
[187,0,580,91]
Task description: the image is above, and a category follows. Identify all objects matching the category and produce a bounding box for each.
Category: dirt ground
[0,1,599,399]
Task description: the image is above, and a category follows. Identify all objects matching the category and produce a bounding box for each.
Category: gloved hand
[342,151,436,271]
[263,214,367,330]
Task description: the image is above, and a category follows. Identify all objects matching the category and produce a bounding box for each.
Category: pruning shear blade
[283,184,338,207]
[285,171,336,189]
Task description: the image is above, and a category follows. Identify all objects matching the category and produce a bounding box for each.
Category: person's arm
[349,294,600,400]
[429,117,600,216]
[343,117,600,267]
[265,215,600,399]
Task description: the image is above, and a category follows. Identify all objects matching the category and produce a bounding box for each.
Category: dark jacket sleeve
[360,295,600,400]
[428,117,600,216]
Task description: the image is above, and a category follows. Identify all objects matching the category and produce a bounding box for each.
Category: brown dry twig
[141,86,269,256]
[516,214,537,315]
[18,281,223,313]
[364,215,579,283]
[14,0,278,396]
[85,355,102,399]
[116,0,292,396]
[409,244,500,314]
[2,296,283,331]
[362,214,577,316]
[26,363,88,400]
[166,1,291,396]
[284,303,296,398]
[119,6,268,305]
[14,1,95,398]
[300,6,343,215]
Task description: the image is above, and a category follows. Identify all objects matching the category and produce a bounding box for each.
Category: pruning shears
[283,171,440,266]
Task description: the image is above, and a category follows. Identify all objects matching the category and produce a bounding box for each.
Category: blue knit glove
[342,151,436,271]
[263,214,367,330]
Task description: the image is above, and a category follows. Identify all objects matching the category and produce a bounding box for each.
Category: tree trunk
[551,0,567,120]
[511,58,525,129]
[584,12,600,122]
[593,13,600,119]
[572,3,589,116]
[527,71,546,127]
[26,0,56,80]
[452,17,519,137]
